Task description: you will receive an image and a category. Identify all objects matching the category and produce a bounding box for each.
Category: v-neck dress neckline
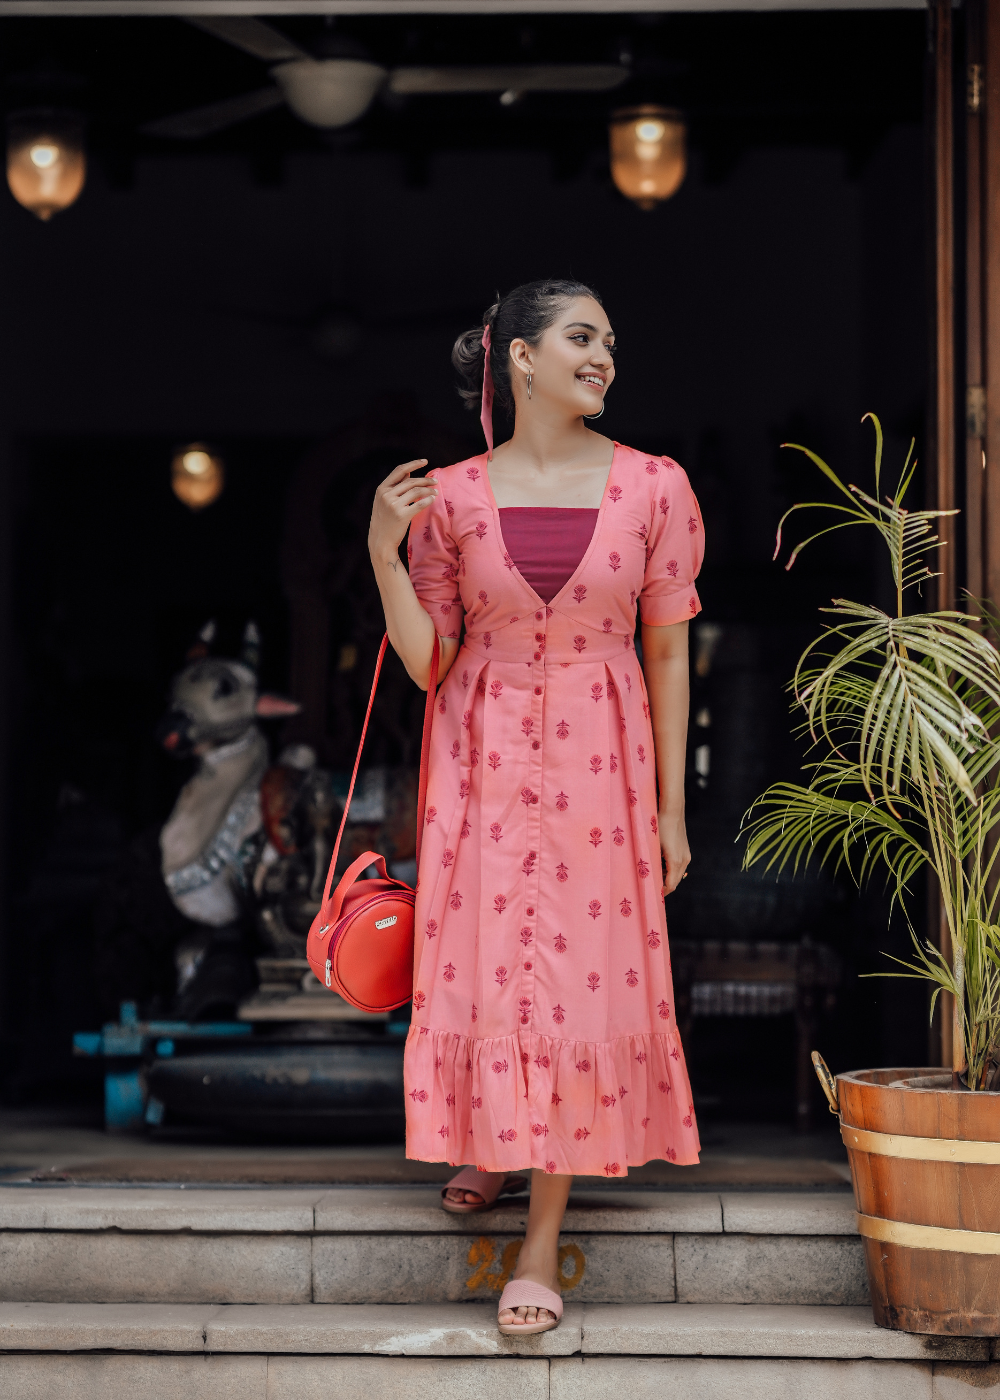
[497,508,600,606]
[482,443,619,612]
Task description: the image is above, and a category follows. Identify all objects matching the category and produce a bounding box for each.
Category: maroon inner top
[498,507,600,605]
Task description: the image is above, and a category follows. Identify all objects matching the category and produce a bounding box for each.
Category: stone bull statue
[158,620,300,928]
[95,623,338,1021]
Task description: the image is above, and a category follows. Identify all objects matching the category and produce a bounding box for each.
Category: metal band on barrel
[842,1124,1000,1164]
[856,1213,1000,1255]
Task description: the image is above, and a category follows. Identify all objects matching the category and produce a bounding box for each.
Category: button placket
[519,616,546,1066]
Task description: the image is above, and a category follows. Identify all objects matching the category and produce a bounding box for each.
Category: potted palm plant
[742,415,1000,1336]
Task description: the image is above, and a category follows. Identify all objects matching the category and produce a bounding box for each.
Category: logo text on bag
[375,915,398,930]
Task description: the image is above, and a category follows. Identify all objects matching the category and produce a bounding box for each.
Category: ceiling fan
[141,18,631,140]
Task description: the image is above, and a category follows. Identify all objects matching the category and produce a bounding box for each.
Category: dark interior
[0,8,931,1127]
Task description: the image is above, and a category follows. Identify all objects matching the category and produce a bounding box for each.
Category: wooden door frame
[934,0,1000,1068]
[930,0,957,1069]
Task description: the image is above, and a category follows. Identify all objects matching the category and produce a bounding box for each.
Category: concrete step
[0,1187,866,1307]
[0,1303,996,1400]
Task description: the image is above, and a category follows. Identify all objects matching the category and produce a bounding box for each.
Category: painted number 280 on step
[465,1236,586,1293]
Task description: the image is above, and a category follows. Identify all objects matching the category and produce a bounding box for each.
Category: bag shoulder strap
[322,631,440,907]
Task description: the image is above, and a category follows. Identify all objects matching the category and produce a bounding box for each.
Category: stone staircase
[0,1184,996,1397]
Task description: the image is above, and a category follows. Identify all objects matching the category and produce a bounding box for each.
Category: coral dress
[403,443,704,1177]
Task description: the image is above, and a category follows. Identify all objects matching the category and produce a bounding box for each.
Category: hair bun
[451,322,488,410]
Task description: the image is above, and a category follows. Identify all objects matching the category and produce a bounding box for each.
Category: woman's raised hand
[367,457,454,691]
[368,459,437,563]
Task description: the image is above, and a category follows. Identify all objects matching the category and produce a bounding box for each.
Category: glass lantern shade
[172,445,225,511]
[609,106,686,211]
[7,111,86,221]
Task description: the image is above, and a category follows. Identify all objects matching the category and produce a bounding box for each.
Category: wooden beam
[967,0,986,607]
[0,0,935,13]
[935,0,956,616]
[985,0,1000,621]
[931,0,957,1071]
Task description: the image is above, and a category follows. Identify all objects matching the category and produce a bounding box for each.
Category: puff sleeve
[406,471,465,641]
[638,458,705,626]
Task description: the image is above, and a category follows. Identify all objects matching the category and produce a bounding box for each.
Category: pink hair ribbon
[480,323,494,459]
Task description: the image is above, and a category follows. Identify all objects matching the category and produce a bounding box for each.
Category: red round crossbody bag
[306,634,438,1013]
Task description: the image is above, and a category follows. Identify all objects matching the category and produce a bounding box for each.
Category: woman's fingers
[382,478,437,514]
[371,460,437,547]
[387,488,437,518]
[381,458,428,490]
[369,459,435,558]
[661,849,690,896]
[392,482,438,506]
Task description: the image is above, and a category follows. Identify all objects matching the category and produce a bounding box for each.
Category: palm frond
[744,413,1000,1082]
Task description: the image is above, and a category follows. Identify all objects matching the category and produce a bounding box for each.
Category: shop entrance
[0,3,930,1179]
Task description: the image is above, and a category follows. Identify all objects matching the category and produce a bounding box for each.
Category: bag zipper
[322,887,414,998]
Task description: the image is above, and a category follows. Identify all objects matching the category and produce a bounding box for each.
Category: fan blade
[186,17,311,64]
[141,87,285,140]
[388,64,630,96]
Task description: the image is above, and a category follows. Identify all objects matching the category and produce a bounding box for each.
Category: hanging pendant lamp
[609,105,686,211]
[7,110,86,221]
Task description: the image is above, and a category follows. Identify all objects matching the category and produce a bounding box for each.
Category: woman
[368,278,702,1335]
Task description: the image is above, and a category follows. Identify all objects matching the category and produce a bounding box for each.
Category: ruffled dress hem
[403,1023,701,1178]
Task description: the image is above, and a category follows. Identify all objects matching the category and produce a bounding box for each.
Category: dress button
[535,611,543,621]
[532,740,540,750]
[534,633,544,641]
[524,962,533,970]
[526,907,535,916]
[534,687,542,696]
[533,652,541,661]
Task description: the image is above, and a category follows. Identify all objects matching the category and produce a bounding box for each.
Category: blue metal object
[102,1022,145,1056]
[146,1021,252,1037]
[105,1069,146,1132]
[76,1003,406,1138]
[73,1004,253,1132]
[144,1096,166,1126]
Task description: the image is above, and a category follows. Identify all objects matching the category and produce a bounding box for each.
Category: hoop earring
[526,370,532,400]
[585,402,605,420]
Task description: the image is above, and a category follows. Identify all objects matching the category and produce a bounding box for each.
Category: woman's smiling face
[510,296,616,419]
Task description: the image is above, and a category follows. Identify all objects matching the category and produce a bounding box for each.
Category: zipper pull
[325,958,332,988]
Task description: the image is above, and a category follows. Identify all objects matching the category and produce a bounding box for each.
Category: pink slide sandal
[497,1279,563,1335]
[440,1166,529,1214]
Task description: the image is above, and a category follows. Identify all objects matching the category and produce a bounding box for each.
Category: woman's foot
[497,1263,560,1327]
[441,1169,528,1212]
[444,1185,485,1206]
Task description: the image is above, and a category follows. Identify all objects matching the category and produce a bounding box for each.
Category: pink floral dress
[403,443,704,1177]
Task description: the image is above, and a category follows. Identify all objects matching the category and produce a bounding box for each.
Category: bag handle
[322,630,440,907]
[327,850,389,927]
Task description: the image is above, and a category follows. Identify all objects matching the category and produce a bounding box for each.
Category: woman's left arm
[641,619,691,895]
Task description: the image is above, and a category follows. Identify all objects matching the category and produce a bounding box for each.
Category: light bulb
[182,450,213,477]
[29,144,58,169]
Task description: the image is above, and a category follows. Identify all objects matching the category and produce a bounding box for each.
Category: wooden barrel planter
[839,1067,1000,1335]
